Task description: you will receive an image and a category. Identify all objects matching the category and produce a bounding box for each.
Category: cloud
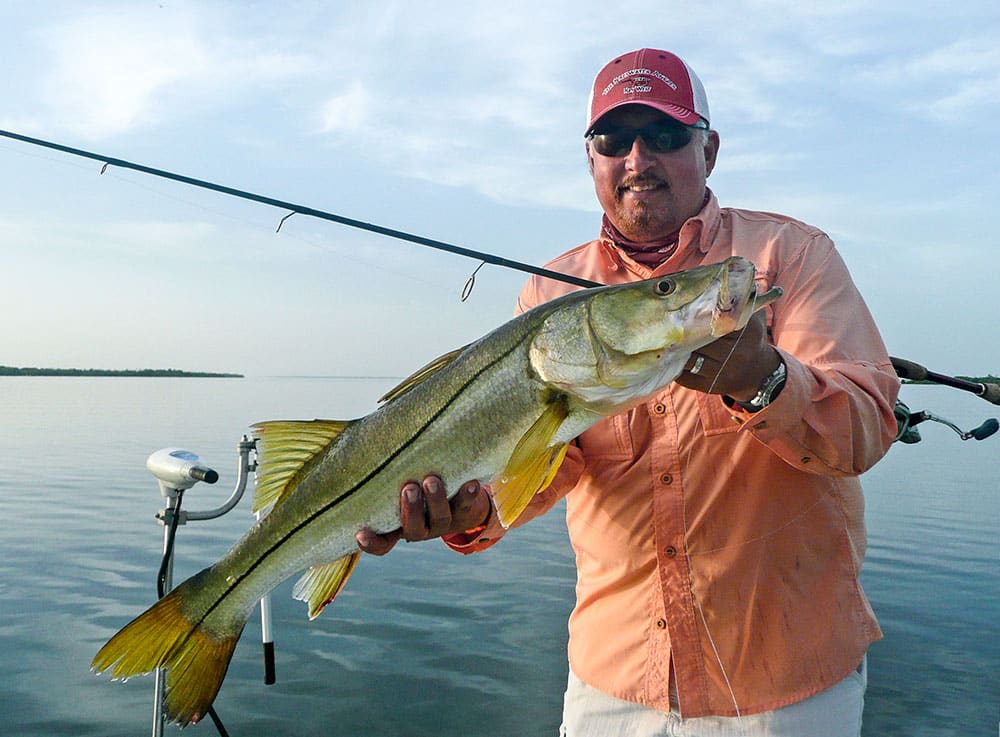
[318,81,373,134]
[858,36,1000,125]
[297,3,616,208]
[17,1,1000,214]
[907,40,1000,123]
[35,5,313,139]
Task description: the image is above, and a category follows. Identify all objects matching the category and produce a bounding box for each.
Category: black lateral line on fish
[173,327,542,646]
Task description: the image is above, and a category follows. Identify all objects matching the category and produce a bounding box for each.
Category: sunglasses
[587,121,702,157]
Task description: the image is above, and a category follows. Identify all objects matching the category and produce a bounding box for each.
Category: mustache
[616,175,669,194]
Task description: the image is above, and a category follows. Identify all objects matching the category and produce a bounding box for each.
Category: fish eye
[654,279,676,296]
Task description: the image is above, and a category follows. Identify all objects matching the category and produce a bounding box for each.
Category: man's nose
[624,136,656,172]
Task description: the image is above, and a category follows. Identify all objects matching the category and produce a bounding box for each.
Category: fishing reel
[893,401,999,444]
[890,357,1000,445]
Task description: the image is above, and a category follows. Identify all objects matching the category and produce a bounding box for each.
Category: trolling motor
[145,439,267,737]
[890,357,1000,444]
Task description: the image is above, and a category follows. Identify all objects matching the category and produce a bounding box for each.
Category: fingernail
[403,485,420,503]
[466,481,480,495]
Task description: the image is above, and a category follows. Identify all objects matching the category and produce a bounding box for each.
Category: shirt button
[656,618,667,629]
[653,403,667,414]
[660,474,673,485]
[664,546,677,558]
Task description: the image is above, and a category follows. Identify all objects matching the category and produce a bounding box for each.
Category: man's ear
[586,141,595,176]
[704,130,720,178]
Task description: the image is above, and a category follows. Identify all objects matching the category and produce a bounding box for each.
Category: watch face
[758,363,786,405]
[735,362,785,412]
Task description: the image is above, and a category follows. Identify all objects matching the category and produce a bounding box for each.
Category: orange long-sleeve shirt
[446,193,899,717]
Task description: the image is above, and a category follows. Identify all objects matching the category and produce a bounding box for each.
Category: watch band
[736,360,786,412]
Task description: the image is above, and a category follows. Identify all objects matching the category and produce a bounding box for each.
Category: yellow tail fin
[92,573,244,726]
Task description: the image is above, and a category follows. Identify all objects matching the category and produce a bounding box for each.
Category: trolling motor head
[146,448,219,497]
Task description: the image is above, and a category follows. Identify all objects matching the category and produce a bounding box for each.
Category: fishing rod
[0,128,601,291]
[890,356,1000,405]
[4,127,999,429]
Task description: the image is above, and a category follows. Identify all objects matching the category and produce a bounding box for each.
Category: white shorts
[560,658,866,737]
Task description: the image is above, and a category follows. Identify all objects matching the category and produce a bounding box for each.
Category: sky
[1,1,998,378]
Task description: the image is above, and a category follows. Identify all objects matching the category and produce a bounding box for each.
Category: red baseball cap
[586,48,710,133]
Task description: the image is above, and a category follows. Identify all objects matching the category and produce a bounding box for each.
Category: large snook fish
[92,257,781,725]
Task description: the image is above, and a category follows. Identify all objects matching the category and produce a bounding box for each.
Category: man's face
[587,105,719,243]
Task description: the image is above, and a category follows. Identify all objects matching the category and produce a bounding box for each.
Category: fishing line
[696,601,743,724]
[677,287,769,725]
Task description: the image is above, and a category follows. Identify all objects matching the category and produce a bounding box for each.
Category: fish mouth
[716,259,752,309]
[712,270,783,335]
[710,259,760,334]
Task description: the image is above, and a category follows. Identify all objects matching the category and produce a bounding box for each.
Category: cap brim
[587,100,705,134]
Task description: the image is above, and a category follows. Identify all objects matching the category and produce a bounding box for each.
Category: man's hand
[355,475,492,556]
[674,311,781,401]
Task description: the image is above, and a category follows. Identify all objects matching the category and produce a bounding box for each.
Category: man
[358,48,899,736]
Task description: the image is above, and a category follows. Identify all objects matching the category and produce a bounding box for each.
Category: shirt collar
[679,188,720,254]
[598,189,721,273]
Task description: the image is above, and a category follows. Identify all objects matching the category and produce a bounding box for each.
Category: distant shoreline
[0,366,243,378]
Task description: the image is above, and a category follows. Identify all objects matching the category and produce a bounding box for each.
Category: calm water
[0,377,996,737]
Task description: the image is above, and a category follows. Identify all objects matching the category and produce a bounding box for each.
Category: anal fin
[292,552,362,620]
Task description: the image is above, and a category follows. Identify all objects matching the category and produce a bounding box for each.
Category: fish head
[531,257,781,413]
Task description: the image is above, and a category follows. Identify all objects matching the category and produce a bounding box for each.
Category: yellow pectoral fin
[491,398,570,529]
[251,420,352,512]
[292,552,362,620]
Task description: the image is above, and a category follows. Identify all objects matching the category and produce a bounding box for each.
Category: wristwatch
[735,360,786,413]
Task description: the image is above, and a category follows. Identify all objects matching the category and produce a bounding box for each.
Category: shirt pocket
[695,392,742,436]
[576,408,636,460]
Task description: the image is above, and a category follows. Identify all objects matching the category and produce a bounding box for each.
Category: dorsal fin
[378,346,467,404]
[490,396,570,528]
[291,552,362,619]
[251,420,351,512]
